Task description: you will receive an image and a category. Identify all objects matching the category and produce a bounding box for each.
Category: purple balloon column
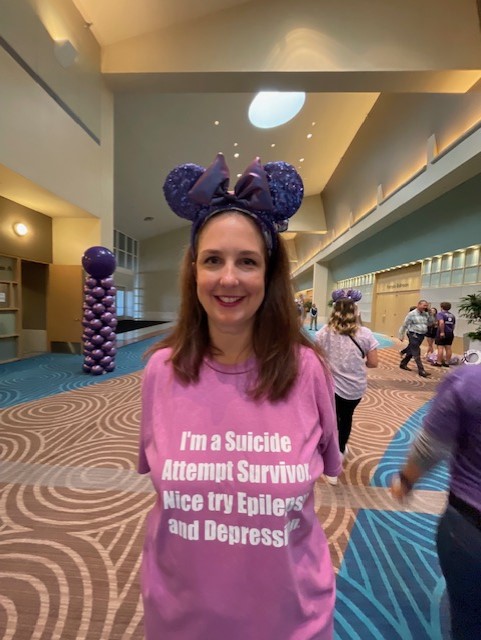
[81,246,117,375]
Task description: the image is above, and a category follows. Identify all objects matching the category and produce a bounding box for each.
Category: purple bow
[188,153,274,212]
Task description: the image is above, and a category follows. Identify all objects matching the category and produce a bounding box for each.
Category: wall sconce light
[54,39,78,68]
[13,222,29,237]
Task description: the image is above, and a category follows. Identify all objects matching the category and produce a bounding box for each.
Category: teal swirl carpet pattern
[0,335,164,408]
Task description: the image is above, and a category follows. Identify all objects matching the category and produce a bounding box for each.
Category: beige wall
[0,0,103,137]
[0,0,114,243]
[322,93,481,243]
[0,196,52,263]
[52,218,101,265]
[104,0,481,73]
[139,226,190,318]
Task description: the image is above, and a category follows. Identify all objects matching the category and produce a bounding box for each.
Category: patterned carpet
[0,340,453,639]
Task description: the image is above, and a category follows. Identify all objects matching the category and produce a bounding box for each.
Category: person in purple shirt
[391,365,481,639]
[139,154,342,640]
[434,301,456,367]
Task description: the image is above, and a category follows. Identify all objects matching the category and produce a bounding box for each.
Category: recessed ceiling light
[234,142,238,147]
[311,122,316,126]
[307,133,313,139]
[234,153,239,158]
[271,143,276,148]
[248,92,306,128]
[214,120,220,125]
[237,173,242,178]
[299,158,305,162]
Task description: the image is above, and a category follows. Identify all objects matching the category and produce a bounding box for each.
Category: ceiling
[14,0,481,244]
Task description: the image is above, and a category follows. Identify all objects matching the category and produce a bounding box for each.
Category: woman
[316,290,379,484]
[425,306,438,358]
[139,153,342,639]
[391,365,481,640]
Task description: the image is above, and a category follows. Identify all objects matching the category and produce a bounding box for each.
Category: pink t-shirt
[139,346,341,640]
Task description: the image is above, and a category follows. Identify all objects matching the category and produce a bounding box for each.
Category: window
[114,231,139,274]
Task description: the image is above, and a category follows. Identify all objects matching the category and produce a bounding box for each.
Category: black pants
[400,332,426,373]
[335,394,361,453]
[437,503,481,639]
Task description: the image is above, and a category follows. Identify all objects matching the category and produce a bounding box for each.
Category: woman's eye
[205,256,220,265]
[241,258,257,266]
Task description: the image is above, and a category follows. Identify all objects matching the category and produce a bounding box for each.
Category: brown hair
[440,301,451,311]
[328,299,358,336]
[146,212,325,401]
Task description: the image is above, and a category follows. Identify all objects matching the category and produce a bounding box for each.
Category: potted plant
[458,291,481,350]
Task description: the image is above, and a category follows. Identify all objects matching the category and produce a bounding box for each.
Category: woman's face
[195,213,266,336]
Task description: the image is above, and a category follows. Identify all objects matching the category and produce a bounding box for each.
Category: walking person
[399,300,431,377]
[434,302,456,367]
[316,289,379,485]
[391,365,481,640]
[309,303,318,331]
[425,306,438,358]
[139,153,342,640]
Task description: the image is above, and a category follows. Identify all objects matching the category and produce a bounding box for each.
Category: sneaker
[442,362,450,368]
[400,363,411,371]
[433,363,442,367]
[418,371,431,378]
[324,475,338,486]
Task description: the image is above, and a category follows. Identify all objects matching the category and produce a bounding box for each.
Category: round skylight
[248,92,306,128]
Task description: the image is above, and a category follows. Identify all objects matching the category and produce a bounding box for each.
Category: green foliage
[458,291,481,341]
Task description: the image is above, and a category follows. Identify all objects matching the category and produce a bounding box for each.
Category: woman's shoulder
[144,347,173,374]
[298,344,328,376]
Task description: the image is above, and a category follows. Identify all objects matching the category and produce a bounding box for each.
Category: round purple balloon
[101,312,113,324]
[91,349,104,361]
[82,246,116,279]
[84,310,95,322]
[82,364,92,373]
[106,287,117,296]
[91,364,105,375]
[84,355,96,367]
[89,319,103,331]
[100,326,112,338]
[92,286,105,299]
[100,277,114,288]
[102,340,114,352]
[85,295,96,307]
[102,296,114,307]
[83,340,94,352]
[108,318,118,329]
[91,334,105,346]
[100,355,113,367]
[106,347,117,357]
[86,277,98,288]
[84,327,95,338]
[92,303,106,315]
[105,362,116,372]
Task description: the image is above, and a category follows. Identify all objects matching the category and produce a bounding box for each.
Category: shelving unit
[0,255,21,364]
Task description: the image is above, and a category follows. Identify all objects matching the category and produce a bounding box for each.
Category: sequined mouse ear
[163,163,207,221]
[332,289,347,302]
[347,289,362,302]
[263,162,304,226]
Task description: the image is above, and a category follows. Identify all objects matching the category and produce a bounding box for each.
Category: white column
[313,262,330,324]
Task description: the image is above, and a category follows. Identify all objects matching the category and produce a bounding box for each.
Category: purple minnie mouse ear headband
[332,288,363,302]
[163,153,304,254]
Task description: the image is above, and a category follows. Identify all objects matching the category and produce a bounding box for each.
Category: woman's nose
[219,264,239,286]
